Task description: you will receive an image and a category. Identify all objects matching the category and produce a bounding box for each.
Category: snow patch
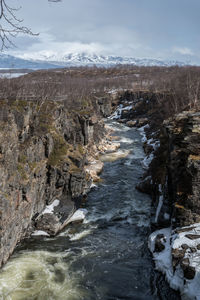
[32,230,50,237]
[149,227,183,291]
[109,103,133,120]
[67,208,88,224]
[42,199,60,215]
[90,182,97,189]
[142,153,154,169]
[172,223,200,251]
[138,124,149,143]
[149,224,200,299]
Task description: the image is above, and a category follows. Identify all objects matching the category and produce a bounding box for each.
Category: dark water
[0,121,180,300]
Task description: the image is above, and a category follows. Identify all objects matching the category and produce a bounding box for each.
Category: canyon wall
[0,97,114,267]
[116,91,200,298]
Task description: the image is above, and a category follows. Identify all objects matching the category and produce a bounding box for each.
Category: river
[0,120,180,300]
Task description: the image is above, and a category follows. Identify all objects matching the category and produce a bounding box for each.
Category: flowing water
[0,121,180,300]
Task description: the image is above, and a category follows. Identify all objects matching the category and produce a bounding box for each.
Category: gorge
[0,66,200,299]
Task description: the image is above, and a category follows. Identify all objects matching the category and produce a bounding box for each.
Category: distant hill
[0,52,190,70]
[0,54,62,69]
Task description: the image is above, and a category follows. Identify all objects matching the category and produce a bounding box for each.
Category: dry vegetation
[0,65,200,118]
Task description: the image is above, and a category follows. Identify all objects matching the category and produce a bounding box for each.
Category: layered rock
[113,91,200,298]
[0,97,114,267]
[148,111,200,228]
[146,111,200,299]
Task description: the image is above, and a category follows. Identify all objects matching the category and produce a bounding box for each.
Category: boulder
[137,118,148,127]
[180,258,196,280]
[154,234,165,252]
[136,176,152,194]
[126,120,137,127]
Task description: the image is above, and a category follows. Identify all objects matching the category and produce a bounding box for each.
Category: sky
[5,0,200,63]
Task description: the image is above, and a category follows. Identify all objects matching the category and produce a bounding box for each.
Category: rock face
[113,92,200,228]
[0,97,113,267]
[147,111,200,298]
[116,91,200,298]
[164,112,200,227]
[149,111,200,227]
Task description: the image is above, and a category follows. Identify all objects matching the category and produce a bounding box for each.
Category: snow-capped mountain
[17,52,187,67]
[0,52,190,69]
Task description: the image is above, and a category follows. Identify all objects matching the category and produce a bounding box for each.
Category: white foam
[119,137,133,144]
[0,250,90,299]
[69,229,92,241]
[100,149,130,162]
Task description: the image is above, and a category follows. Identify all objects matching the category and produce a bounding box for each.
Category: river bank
[0,119,180,300]
[0,95,118,267]
[113,92,200,299]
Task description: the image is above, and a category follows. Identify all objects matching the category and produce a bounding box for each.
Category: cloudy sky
[6,0,200,63]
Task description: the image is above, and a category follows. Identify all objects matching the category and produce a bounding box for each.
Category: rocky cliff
[115,91,200,228]
[136,108,200,298]
[0,96,114,267]
[112,91,200,298]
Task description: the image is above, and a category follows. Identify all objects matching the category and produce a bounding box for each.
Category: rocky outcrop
[113,90,200,298]
[147,111,200,299]
[0,96,114,267]
[163,111,200,227]
[147,111,200,228]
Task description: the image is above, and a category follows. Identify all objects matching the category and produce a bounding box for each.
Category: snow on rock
[138,124,149,143]
[142,153,154,169]
[151,140,160,151]
[149,227,186,291]
[90,182,98,189]
[173,223,200,249]
[149,224,200,299]
[146,137,160,150]
[42,199,60,215]
[149,228,175,282]
[109,104,123,120]
[32,230,50,237]
[14,52,187,67]
[138,126,160,151]
[138,125,160,171]
[109,103,133,120]
[67,208,88,224]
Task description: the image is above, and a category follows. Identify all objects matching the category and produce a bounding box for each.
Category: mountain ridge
[0,52,192,69]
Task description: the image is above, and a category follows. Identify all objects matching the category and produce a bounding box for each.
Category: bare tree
[0,0,62,50]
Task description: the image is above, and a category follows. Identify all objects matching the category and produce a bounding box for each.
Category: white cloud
[4,0,200,64]
[172,46,194,55]
[12,41,106,60]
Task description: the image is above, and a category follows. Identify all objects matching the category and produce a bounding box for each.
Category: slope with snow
[0,52,191,69]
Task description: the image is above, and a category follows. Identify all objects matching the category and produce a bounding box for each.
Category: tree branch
[0,0,62,50]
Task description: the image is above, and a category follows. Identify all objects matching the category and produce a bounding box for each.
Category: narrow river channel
[0,121,180,300]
